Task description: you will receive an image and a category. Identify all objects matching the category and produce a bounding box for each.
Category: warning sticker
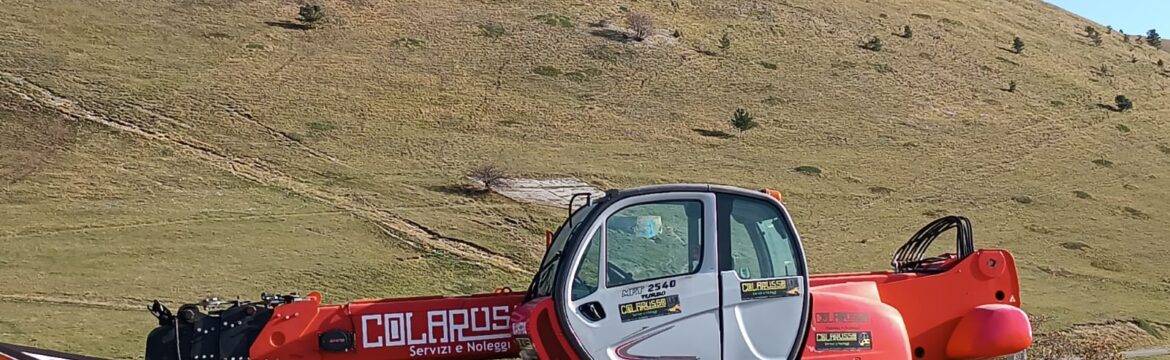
[814,331,872,351]
[739,278,801,300]
[618,295,681,322]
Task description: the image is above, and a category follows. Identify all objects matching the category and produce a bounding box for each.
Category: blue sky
[1045,0,1167,36]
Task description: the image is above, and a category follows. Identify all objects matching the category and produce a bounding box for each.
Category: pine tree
[861,36,882,51]
[1011,36,1025,54]
[730,108,758,132]
[1147,29,1162,47]
[719,32,732,51]
[297,4,325,28]
[1115,95,1133,112]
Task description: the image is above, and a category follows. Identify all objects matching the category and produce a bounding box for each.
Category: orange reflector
[761,188,783,202]
[545,229,554,248]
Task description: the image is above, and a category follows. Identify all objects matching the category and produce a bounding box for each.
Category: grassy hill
[2,0,1168,357]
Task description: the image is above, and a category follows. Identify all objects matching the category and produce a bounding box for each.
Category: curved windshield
[529,203,597,299]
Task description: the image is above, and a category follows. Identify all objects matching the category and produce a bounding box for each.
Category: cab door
[717,194,810,359]
[560,192,720,359]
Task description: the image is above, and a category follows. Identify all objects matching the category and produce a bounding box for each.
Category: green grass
[1,0,1170,357]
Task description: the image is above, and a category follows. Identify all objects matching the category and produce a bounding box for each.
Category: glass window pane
[571,231,602,300]
[606,200,703,287]
[729,197,799,279]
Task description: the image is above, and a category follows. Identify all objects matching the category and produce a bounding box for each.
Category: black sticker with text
[814,331,872,351]
[740,278,801,300]
[618,295,681,322]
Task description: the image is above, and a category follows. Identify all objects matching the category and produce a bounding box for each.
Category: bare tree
[467,163,509,190]
[626,11,654,41]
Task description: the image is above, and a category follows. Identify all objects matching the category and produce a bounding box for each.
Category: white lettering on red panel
[359,306,514,357]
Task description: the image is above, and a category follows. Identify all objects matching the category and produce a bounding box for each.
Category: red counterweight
[251,291,526,360]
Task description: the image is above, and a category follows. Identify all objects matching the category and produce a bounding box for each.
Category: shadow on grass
[428,184,490,198]
[1096,103,1120,112]
[589,29,633,43]
[692,128,735,139]
[265,21,310,30]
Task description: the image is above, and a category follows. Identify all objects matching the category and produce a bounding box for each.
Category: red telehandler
[143,184,1032,360]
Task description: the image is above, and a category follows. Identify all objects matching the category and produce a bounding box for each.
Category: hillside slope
[1,0,1168,357]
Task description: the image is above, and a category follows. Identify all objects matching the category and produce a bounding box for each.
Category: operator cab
[523,184,810,360]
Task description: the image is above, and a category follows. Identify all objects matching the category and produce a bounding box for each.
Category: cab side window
[606,200,703,287]
[571,231,602,300]
[727,196,799,279]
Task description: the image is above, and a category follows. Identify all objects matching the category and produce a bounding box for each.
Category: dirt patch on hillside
[492,178,605,208]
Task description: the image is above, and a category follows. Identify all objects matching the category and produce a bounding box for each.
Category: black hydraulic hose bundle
[892,216,975,273]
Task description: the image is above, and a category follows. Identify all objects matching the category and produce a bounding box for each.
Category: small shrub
[1159,144,1170,155]
[793,166,822,176]
[1086,26,1102,46]
[391,37,426,49]
[1011,36,1025,54]
[719,33,732,51]
[626,11,654,41]
[1072,191,1093,200]
[1092,159,1114,167]
[872,63,894,73]
[1060,241,1091,250]
[1116,124,1130,133]
[730,108,758,132]
[1123,207,1149,220]
[297,4,325,28]
[564,68,602,82]
[1115,95,1133,111]
[898,25,912,39]
[868,186,894,195]
[1147,29,1162,47]
[532,66,562,77]
[467,163,509,190]
[860,36,883,51]
[478,22,508,40]
[284,131,305,142]
[1106,25,1113,34]
[1158,59,1165,68]
[308,121,336,132]
[758,61,778,70]
[1007,80,1017,92]
[534,14,573,28]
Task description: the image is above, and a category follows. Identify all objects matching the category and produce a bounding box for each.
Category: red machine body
[250,291,526,360]
[244,250,1028,360]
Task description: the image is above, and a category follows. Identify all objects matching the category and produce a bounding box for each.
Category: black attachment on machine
[145,293,303,360]
[891,216,976,273]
